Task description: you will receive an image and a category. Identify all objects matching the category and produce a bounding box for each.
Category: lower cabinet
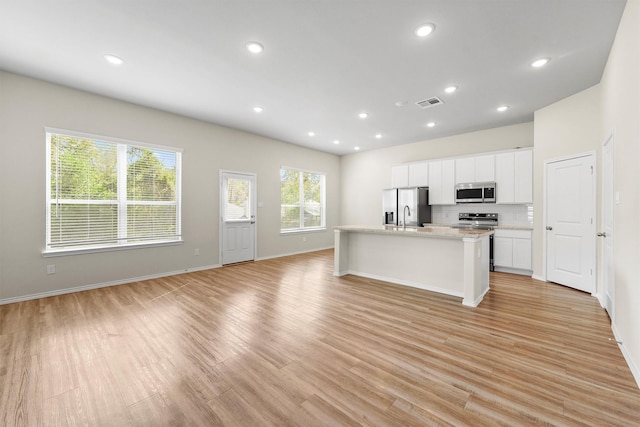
[493,229,532,274]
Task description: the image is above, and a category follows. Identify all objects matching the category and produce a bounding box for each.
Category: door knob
[546,226,553,231]
[597,232,607,237]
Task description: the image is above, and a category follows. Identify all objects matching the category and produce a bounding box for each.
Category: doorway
[544,152,595,293]
[601,133,615,317]
[220,171,256,265]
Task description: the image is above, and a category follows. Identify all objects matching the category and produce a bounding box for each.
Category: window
[280,167,325,232]
[45,129,182,254]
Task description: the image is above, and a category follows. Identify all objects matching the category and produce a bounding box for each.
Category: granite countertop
[426,222,533,231]
[334,225,493,240]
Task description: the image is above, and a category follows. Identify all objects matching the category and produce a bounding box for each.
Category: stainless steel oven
[451,212,498,271]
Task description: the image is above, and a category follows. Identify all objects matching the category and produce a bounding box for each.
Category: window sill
[42,240,184,257]
[280,228,326,235]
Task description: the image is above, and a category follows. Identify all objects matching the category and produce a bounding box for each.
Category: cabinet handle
[546,226,553,231]
[597,232,607,237]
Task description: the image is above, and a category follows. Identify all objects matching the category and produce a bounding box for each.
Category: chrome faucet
[403,205,411,230]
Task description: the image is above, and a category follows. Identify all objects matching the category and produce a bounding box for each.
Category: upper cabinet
[514,150,533,203]
[495,148,533,204]
[455,154,495,183]
[391,164,409,188]
[391,147,531,205]
[408,162,429,187]
[392,162,429,187]
[475,154,496,182]
[428,159,455,205]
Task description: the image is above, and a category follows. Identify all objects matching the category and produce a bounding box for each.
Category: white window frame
[43,127,183,257]
[280,166,326,234]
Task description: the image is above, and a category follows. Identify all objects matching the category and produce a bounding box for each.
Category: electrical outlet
[47,264,56,275]
[303,236,307,242]
[194,249,200,256]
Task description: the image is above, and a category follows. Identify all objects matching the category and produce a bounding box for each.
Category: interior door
[601,134,614,316]
[221,171,256,265]
[545,154,595,293]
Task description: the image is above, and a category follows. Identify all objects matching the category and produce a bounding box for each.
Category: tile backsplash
[431,204,533,227]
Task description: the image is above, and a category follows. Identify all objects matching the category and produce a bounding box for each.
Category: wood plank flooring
[1,249,639,426]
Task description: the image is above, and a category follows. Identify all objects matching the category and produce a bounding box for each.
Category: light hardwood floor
[1,249,639,426]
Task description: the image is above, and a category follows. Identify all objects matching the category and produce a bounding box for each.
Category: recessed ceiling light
[333,140,340,145]
[530,57,550,68]
[358,112,369,119]
[104,54,124,65]
[444,85,458,94]
[308,131,315,137]
[496,105,509,112]
[375,133,383,139]
[354,147,361,151]
[246,42,264,54]
[426,122,436,128]
[253,106,264,113]
[415,23,435,38]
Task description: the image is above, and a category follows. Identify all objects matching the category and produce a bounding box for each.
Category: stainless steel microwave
[455,182,496,203]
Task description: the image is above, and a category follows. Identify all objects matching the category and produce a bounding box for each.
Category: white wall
[340,122,534,225]
[0,72,340,302]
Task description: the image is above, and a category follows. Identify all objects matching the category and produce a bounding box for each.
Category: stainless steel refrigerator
[383,187,432,226]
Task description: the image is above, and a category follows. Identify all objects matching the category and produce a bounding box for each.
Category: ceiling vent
[416,96,444,109]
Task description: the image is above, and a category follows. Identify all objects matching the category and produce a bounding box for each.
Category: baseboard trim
[494,267,532,276]
[612,323,640,390]
[1,247,337,305]
[0,264,219,306]
[341,269,464,300]
[463,286,490,308]
[255,246,334,261]
[531,274,546,282]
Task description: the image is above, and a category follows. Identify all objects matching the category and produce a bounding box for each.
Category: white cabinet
[493,229,532,273]
[512,237,533,270]
[514,150,533,203]
[428,159,455,205]
[495,148,532,204]
[495,152,515,203]
[476,154,495,182]
[455,154,495,183]
[408,162,429,187]
[493,236,513,267]
[391,165,409,188]
[454,157,475,183]
[391,148,531,206]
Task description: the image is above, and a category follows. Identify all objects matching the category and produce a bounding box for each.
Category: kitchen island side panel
[344,232,465,297]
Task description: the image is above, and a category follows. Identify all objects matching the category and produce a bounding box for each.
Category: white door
[221,171,256,265]
[601,134,614,316]
[545,154,595,293]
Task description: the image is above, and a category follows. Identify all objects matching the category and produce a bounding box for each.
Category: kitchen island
[334,225,492,307]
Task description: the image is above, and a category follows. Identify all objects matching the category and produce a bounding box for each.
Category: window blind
[46,131,181,251]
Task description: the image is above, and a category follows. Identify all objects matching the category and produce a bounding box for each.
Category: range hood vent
[416,96,444,109]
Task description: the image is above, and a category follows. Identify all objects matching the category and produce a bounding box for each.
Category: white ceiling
[0,0,626,155]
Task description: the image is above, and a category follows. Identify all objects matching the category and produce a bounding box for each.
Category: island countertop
[333,224,493,240]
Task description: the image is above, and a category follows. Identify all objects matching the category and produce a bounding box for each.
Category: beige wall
[533,0,640,384]
[0,72,340,301]
[600,0,640,382]
[532,84,603,278]
[340,122,534,225]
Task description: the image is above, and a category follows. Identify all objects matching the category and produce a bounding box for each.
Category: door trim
[600,130,615,317]
[542,150,596,293]
[219,169,257,266]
